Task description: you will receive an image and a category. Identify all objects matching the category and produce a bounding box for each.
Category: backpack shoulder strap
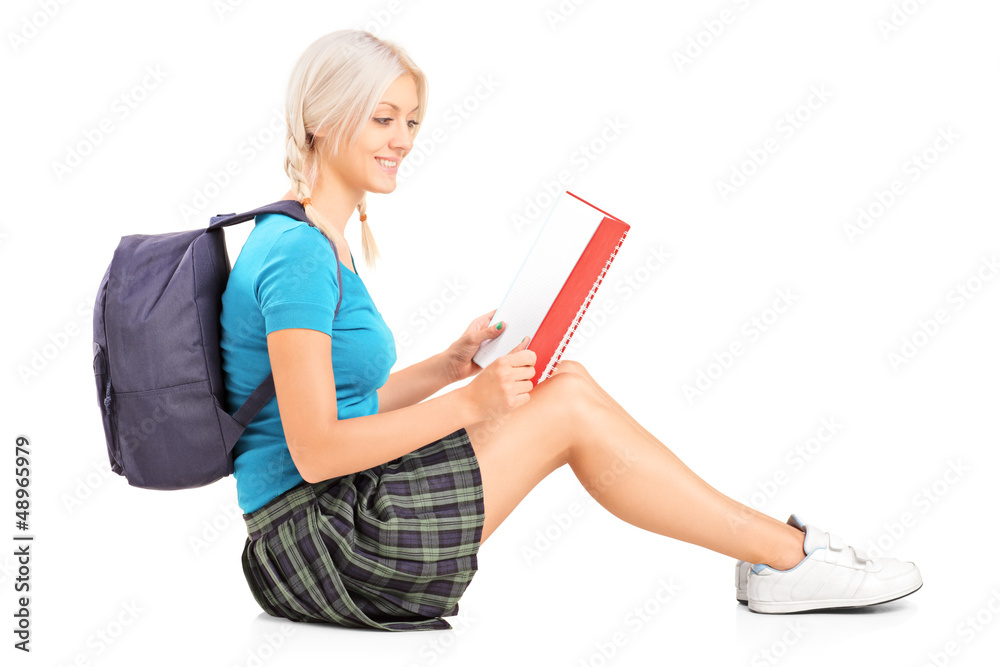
[209,199,310,230]
[211,198,343,318]
[221,199,345,437]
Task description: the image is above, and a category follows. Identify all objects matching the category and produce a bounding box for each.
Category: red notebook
[473,191,630,385]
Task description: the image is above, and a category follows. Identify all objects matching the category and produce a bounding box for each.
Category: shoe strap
[825,531,874,567]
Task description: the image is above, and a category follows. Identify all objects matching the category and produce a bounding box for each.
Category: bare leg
[464,360,805,570]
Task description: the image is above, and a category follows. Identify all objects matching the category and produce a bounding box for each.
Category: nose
[389,120,414,154]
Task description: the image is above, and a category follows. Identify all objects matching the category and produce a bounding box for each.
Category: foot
[735,514,804,603]
[746,514,923,613]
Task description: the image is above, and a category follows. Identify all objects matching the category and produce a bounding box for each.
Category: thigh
[465,370,595,545]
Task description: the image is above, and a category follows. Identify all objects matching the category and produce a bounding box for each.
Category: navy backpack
[92,199,343,490]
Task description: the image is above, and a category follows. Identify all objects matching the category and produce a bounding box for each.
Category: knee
[550,360,601,407]
[552,359,591,380]
[539,369,604,431]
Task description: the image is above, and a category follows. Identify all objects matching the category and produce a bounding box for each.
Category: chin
[370,181,397,194]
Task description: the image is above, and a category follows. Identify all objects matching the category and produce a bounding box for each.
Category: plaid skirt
[239,427,485,632]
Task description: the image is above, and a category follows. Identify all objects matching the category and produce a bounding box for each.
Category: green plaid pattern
[240,427,485,631]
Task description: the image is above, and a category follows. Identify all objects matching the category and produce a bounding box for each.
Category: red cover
[528,209,630,385]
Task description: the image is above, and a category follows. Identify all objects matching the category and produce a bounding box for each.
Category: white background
[2,0,998,665]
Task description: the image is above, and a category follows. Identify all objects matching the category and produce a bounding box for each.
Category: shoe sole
[748,581,922,614]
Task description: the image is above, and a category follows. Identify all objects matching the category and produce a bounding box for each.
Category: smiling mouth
[375,157,399,169]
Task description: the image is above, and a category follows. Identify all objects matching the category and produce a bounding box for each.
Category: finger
[508,378,534,404]
[509,334,530,354]
[486,319,505,339]
[476,311,493,328]
[511,344,535,365]
[513,366,536,383]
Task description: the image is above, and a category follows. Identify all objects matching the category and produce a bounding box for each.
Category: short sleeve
[254,225,340,336]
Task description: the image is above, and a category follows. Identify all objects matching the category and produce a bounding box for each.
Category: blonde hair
[284,29,428,271]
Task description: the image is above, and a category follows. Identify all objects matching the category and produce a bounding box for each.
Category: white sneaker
[747,514,923,613]
[736,559,751,603]
[735,514,800,603]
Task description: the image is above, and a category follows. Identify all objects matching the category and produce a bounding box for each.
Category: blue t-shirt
[220,212,397,514]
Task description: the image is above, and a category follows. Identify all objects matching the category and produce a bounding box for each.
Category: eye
[373,117,420,130]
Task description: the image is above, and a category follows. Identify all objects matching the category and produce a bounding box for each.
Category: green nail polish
[496,322,503,330]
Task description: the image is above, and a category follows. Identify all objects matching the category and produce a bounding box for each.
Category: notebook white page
[473,191,606,370]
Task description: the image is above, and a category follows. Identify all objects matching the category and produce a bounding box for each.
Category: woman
[220,29,922,631]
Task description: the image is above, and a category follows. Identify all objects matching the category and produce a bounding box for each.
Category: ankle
[764,529,807,571]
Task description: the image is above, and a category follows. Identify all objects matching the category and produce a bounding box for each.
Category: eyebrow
[378,102,420,113]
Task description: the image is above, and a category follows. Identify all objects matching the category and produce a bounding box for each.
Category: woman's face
[322,74,419,196]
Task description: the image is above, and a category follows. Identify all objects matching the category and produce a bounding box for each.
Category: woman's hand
[461,335,536,423]
[442,309,507,384]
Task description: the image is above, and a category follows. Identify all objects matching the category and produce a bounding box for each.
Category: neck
[282,167,361,240]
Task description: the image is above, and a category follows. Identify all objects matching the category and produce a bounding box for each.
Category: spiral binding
[540,227,630,382]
